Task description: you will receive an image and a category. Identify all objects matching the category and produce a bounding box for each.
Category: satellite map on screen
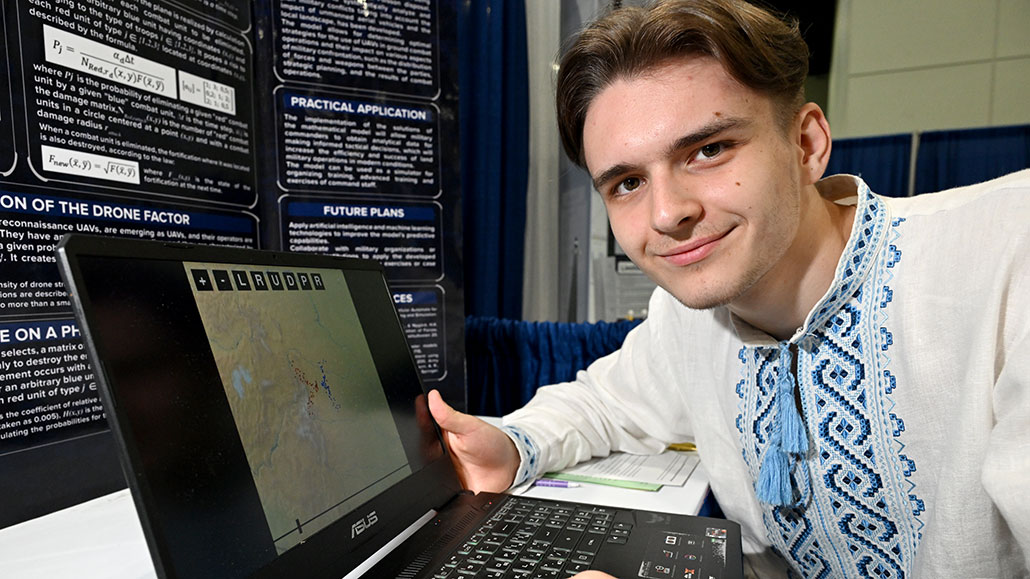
[186,263,411,554]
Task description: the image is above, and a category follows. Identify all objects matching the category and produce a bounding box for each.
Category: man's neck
[729,180,858,341]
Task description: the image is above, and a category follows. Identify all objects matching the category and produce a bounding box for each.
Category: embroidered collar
[731,175,891,347]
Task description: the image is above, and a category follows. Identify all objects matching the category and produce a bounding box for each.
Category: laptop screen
[58,236,461,578]
[185,262,413,556]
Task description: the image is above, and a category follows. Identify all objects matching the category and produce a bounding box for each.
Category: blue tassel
[754,343,809,508]
[776,345,808,455]
[756,446,792,506]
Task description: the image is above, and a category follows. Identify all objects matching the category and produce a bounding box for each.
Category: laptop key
[576,535,602,554]
[497,548,520,562]
[571,553,593,565]
[546,552,570,566]
[487,558,513,572]
[467,553,490,565]
[564,561,590,574]
[519,552,544,565]
[554,529,583,550]
[494,521,517,535]
[538,561,563,573]
[546,547,571,559]
[456,561,485,575]
[535,527,559,542]
[512,559,537,574]
[476,544,499,556]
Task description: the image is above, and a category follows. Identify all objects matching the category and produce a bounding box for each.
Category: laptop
[56,234,743,579]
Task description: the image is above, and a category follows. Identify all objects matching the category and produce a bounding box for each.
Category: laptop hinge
[343,509,438,579]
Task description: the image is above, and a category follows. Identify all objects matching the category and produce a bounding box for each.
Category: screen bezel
[56,234,462,579]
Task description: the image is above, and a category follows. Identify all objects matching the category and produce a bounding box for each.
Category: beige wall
[828,0,1030,138]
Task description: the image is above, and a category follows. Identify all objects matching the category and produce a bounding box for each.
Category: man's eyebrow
[665,116,750,157]
[592,162,637,193]
[590,116,751,192]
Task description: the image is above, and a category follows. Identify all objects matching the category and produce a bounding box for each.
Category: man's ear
[795,102,832,185]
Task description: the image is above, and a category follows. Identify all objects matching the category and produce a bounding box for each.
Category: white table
[0,489,156,579]
[479,418,710,517]
[0,419,709,578]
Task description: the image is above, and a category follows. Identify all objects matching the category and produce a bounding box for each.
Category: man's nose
[650,174,701,233]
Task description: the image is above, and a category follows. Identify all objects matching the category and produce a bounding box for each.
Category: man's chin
[673,294,735,311]
[662,284,739,311]
[652,263,766,312]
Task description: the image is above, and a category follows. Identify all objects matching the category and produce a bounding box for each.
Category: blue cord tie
[755,343,808,507]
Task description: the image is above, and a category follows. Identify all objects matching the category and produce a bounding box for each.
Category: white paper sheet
[557,450,700,487]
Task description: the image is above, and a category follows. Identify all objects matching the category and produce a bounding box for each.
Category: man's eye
[615,177,642,195]
[697,143,724,160]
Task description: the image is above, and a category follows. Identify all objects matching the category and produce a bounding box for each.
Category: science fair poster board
[0,0,463,529]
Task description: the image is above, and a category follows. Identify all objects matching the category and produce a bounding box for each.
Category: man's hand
[427,389,520,492]
[570,572,617,579]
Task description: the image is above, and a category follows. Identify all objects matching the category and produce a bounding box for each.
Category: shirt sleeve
[501,424,542,486]
[499,290,694,479]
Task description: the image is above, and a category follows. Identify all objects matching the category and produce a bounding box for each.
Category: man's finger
[428,389,477,435]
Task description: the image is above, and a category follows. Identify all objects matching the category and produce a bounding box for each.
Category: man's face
[582,58,804,310]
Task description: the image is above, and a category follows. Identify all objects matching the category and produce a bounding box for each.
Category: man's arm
[432,292,689,494]
[427,389,520,492]
[428,393,635,579]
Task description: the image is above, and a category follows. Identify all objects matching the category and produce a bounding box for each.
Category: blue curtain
[914,124,1030,195]
[466,316,645,416]
[825,134,912,197]
[458,0,529,319]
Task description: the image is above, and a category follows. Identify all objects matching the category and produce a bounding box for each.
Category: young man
[429,0,1030,576]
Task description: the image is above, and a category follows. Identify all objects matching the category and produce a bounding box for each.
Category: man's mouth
[655,230,731,267]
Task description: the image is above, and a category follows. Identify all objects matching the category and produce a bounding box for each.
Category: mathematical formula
[44,24,176,99]
[41,144,140,184]
[42,24,237,115]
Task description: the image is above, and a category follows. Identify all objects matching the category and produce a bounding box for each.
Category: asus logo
[351,511,379,538]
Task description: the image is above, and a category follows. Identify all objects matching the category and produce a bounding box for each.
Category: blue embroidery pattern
[736,186,924,577]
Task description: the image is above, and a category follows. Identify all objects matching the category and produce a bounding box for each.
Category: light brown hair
[556,0,810,167]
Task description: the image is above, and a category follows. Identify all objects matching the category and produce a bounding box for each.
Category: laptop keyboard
[432,497,632,579]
